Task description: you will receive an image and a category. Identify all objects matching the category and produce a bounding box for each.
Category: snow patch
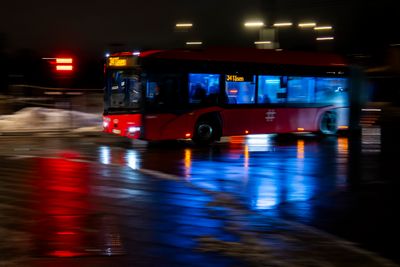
[0,107,102,132]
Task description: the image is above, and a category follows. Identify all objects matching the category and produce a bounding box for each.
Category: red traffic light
[55,57,74,72]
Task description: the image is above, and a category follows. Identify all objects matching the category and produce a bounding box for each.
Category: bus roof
[134,47,348,67]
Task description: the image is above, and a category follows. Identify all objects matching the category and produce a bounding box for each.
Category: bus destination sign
[226,74,252,82]
[108,56,137,68]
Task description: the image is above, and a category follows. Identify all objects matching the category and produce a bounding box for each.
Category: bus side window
[146,75,182,108]
[188,73,220,105]
[225,75,256,104]
[146,80,165,107]
[258,75,287,104]
[165,77,183,106]
[191,83,207,103]
[226,87,238,104]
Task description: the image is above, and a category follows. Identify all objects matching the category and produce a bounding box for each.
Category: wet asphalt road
[0,120,399,266]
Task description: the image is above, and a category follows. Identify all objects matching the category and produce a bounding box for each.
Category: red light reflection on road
[31,154,92,257]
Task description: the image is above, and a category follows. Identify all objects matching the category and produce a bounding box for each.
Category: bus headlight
[128,126,141,133]
[103,117,111,128]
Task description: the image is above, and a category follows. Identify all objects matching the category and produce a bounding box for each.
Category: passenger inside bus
[190,83,207,103]
[146,82,165,105]
[260,94,271,103]
[152,84,164,104]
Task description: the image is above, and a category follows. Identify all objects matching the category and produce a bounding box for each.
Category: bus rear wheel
[193,119,219,145]
[319,111,338,135]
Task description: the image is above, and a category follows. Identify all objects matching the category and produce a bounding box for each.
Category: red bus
[103,47,353,144]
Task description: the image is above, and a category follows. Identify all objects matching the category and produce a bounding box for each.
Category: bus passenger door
[221,74,259,135]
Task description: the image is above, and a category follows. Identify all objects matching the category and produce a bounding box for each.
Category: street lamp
[244,21,265,28]
[186,41,203,46]
[174,22,193,34]
[175,23,193,28]
[314,25,334,40]
[254,41,272,45]
[175,21,196,47]
[273,22,293,27]
[316,37,334,41]
[244,18,335,50]
[314,26,333,31]
[298,22,317,28]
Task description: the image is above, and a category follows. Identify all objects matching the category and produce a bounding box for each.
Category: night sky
[1,0,399,59]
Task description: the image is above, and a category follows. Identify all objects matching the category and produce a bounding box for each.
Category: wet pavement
[0,152,237,267]
[1,119,400,266]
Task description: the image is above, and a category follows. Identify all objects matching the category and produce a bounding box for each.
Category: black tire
[193,119,219,145]
[319,111,338,135]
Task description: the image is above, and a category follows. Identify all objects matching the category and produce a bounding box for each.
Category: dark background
[1,0,400,90]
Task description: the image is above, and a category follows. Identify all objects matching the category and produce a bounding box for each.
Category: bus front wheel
[319,111,338,135]
[193,119,219,145]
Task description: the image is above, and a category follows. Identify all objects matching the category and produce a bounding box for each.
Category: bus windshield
[105,69,141,112]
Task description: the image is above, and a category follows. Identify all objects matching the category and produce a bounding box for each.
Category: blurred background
[2,2,400,266]
[1,0,400,109]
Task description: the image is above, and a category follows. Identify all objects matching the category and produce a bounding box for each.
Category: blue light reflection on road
[184,135,348,218]
[96,134,349,223]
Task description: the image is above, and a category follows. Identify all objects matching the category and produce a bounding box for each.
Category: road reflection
[30,153,125,257]
[94,125,386,225]
[95,135,351,219]
[31,155,93,257]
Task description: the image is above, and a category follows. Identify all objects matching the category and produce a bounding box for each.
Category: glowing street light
[316,37,334,41]
[175,23,193,28]
[254,41,272,45]
[244,20,276,49]
[244,21,265,28]
[175,21,193,36]
[298,22,317,28]
[273,22,293,27]
[314,26,333,31]
[186,41,202,45]
[244,18,333,49]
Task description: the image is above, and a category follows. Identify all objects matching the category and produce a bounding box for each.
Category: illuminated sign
[108,57,127,67]
[107,56,138,68]
[226,74,253,82]
[226,75,245,82]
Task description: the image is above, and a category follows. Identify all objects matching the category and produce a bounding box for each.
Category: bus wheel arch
[319,110,338,135]
[192,113,222,145]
